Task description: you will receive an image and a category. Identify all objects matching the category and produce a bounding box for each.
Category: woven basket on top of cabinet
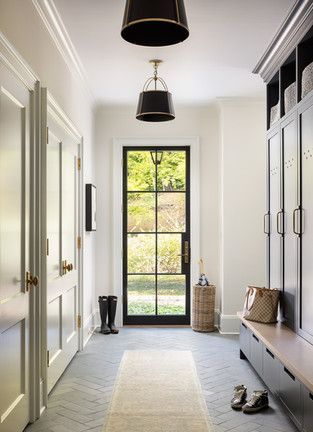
[192,285,216,332]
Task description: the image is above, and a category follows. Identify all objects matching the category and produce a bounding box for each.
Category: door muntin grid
[123,147,190,324]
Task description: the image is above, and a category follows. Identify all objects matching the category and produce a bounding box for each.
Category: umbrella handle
[199,258,204,274]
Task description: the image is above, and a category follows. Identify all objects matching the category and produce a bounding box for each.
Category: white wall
[219,99,266,332]
[95,105,221,323]
[95,100,266,332]
[0,0,97,342]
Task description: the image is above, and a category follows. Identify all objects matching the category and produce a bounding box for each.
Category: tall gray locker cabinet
[255,3,313,344]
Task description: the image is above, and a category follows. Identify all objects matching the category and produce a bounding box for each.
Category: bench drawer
[239,322,251,359]
[262,345,280,394]
[279,364,302,428]
[250,332,263,376]
[303,387,313,432]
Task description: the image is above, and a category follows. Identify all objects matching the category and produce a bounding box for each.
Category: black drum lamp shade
[136,60,175,123]
[121,0,189,47]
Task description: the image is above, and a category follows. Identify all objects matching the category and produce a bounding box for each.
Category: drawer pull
[284,367,295,381]
[252,334,259,342]
[242,323,247,329]
[266,348,274,359]
[309,393,313,401]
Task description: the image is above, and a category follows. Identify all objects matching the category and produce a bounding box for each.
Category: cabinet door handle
[309,393,313,401]
[293,207,302,236]
[284,367,295,381]
[277,210,284,235]
[252,334,259,342]
[263,212,270,235]
[242,323,247,329]
[266,348,274,359]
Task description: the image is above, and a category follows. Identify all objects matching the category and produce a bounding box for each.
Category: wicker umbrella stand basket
[192,285,216,332]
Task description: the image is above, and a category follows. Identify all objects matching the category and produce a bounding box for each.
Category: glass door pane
[123,147,190,325]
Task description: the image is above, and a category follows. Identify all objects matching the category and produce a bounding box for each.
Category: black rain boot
[98,296,111,335]
[108,296,119,334]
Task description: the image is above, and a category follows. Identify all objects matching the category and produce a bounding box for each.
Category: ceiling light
[136,60,175,123]
[121,0,189,47]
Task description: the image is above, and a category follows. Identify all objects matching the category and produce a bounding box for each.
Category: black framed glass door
[123,146,190,325]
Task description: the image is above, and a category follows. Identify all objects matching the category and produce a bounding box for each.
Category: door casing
[112,138,200,328]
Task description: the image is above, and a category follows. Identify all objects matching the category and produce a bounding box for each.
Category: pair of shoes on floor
[98,296,119,334]
[231,385,269,413]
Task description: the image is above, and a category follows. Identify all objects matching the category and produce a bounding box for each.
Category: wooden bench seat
[238,313,313,394]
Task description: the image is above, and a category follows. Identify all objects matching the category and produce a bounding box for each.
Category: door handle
[178,241,189,264]
[25,271,39,292]
[62,260,73,275]
[276,210,284,235]
[263,212,270,235]
[293,207,301,236]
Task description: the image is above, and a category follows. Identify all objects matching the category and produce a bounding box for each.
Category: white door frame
[0,32,40,423]
[40,90,84,410]
[112,137,200,327]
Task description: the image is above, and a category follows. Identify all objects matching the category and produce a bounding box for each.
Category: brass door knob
[26,271,39,291]
[62,261,73,274]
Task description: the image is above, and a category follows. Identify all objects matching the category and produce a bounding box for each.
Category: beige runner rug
[103,350,214,432]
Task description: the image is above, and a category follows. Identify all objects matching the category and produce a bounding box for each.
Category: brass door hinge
[77,314,82,329]
[77,157,81,170]
[46,126,49,144]
[77,236,81,249]
[47,350,50,367]
[46,238,49,256]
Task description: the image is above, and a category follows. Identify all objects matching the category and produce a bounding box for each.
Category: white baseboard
[217,313,240,334]
[83,309,97,347]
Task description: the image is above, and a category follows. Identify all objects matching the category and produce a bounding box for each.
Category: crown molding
[32,0,95,104]
[0,31,38,90]
[47,91,82,141]
[253,0,313,83]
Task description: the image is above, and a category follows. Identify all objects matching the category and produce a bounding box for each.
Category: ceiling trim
[253,0,313,82]
[0,31,39,90]
[47,90,82,141]
[32,0,95,103]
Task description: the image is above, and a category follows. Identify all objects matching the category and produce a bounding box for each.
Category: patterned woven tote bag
[243,286,280,324]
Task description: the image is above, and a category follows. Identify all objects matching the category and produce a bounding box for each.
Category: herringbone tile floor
[25,328,297,432]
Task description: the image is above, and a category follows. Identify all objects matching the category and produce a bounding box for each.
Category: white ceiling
[53,0,295,105]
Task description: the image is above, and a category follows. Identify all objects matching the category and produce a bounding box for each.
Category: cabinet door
[250,333,263,377]
[239,322,251,359]
[279,365,302,428]
[299,99,313,341]
[268,130,283,289]
[262,345,280,395]
[282,115,298,329]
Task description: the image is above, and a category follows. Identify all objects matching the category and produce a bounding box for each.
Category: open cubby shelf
[267,24,313,130]
[267,72,280,130]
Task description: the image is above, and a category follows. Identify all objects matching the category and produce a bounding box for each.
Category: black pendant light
[121,0,189,47]
[136,60,175,123]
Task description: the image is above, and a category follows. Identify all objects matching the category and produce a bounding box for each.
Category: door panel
[62,146,77,270]
[282,117,298,328]
[46,120,79,393]
[269,131,282,289]
[47,134,60,281]
[0,64,31,432]
[123,147,190,325]
[300,103,313,339]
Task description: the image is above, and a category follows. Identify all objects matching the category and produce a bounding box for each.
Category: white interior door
[46,116,79,393]
[0,64,33,432]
